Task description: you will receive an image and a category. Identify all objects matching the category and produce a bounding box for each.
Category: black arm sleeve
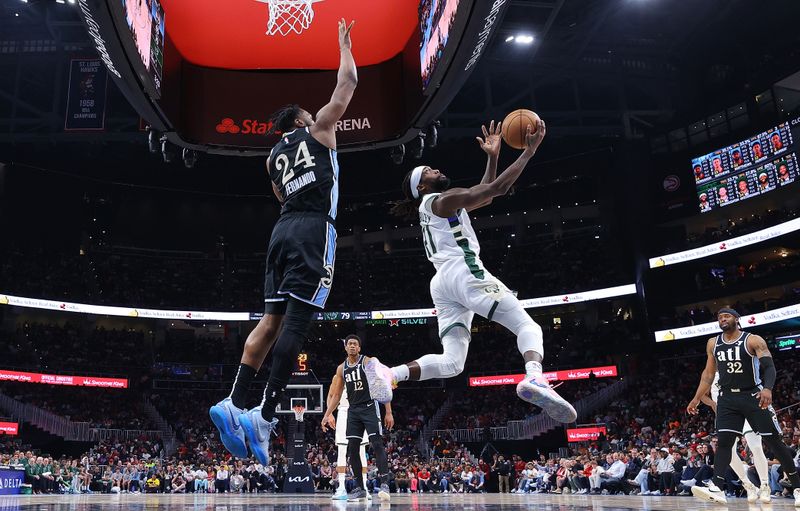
[759,356,776,389]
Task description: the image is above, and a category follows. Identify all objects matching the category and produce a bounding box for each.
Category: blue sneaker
[239,406,278,466]
[331,487,348,500]
[209,397,248,459]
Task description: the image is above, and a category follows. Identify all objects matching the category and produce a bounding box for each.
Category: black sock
[260,377,288,422]
[259,298,314,422]
[229,364,257,409]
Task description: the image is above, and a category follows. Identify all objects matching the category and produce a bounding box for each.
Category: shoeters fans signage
[468,365,617,387]
[0,422,19,435]
[566,426,607,442]
[0,369,128,388]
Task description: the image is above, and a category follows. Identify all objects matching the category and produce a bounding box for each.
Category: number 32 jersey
[268,127,339,220]
[714,332,760,390]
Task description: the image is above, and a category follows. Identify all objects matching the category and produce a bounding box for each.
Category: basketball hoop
[292,404,306,422]
[256,0,320,36]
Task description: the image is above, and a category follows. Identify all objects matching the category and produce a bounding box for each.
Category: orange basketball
[501,109,541,150]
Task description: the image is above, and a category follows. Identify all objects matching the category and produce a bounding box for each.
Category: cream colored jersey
[419,193,487,278]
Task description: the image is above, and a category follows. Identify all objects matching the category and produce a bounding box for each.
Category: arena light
[513,35,534,44]
[654,301,800,342]
[649,217,800,268]
[0,283,637,323]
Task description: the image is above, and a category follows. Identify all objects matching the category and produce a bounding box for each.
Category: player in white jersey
[690,372,771,503]
[329,379,370,500]
[369,119,576,423]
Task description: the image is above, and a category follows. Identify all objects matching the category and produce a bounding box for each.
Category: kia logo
[216,118,240,134]
[288,476,310,483]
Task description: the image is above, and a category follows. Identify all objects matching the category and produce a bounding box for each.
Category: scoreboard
[693,116,799,213]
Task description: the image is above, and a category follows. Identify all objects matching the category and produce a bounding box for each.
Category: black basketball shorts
[345,401,383,441]
[716,388,781,436]
[263,212,336,313]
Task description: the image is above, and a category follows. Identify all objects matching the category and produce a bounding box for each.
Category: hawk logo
[216,118,240,134]
[321,265,334,289]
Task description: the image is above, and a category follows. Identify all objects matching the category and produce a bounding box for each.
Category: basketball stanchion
[283,402,315,493]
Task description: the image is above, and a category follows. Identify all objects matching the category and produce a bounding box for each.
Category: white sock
[525,361,543,377]
[391,364,410,382]
[338,473,345,490]
[362,473,368,490]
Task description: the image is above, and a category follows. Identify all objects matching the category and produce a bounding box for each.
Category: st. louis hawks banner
[64,59,107,130]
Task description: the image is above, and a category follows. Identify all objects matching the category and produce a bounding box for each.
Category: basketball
[501,109,541,150]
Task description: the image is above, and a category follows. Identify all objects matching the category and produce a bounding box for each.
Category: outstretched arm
[311,19,357,149]
[687,338,717,414]
[432,119,545,218]
[467,121,502,212]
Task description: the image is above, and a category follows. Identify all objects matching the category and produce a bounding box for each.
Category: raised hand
[476,120,502,158]
[338,18,355,50]
[523,118,546,156]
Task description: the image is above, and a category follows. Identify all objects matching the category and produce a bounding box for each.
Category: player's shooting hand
[321,414,336,432]
[338,19,355,50]
[476,120,502,158]
[523,118,546,156]
[384,412,394,431]
[757,388,772,409]
[686,398,701,415]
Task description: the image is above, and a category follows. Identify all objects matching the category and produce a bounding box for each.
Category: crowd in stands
[1,227,630,313]
[0,383,157,431]
[663,288,800,328]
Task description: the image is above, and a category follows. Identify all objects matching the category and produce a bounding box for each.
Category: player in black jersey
[321,335,394,502]
[210,19,357,466]
[687,308,800,506]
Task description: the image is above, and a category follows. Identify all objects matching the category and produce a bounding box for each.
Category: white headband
[410,166,427,199]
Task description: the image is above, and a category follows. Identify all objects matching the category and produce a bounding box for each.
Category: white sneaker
[516,374,577,423]
[680,478,696,487]
[364,358,394,403]
[759,483,771,504]
[331,487,348,500]
[692,483,727,505]
[793,488,800,507]
[743,481,759,503]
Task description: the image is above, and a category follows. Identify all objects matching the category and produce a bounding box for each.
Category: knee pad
[347,438,361,457]
[282,298,316,337]
[369,437,384,451]
[717,431,738,450]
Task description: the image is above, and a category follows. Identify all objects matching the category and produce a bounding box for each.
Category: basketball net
[292,404,306,422]
[260,0,317,36]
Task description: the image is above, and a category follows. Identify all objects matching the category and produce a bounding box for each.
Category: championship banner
[0,422,19,436]
[649,217,800,268]
[0,369,128,388]
[469,365,618,387]
[566,426,607,442]
[64,58,108,131]
[654,302,800,342]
